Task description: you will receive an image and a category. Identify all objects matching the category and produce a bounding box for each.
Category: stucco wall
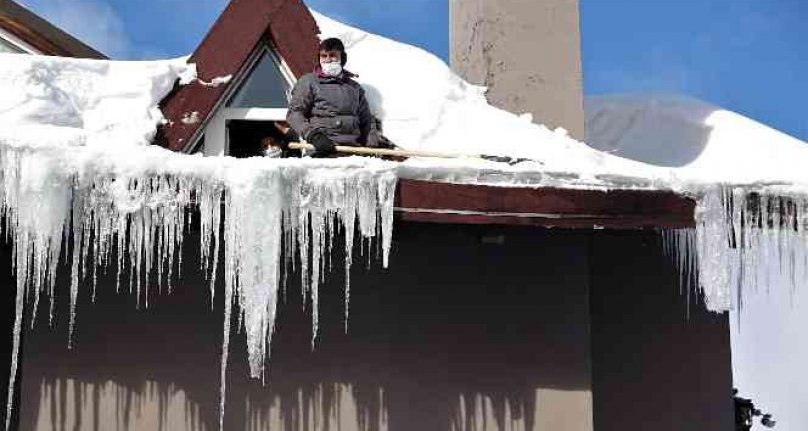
[5,226,732,430]
[450,0,585,140]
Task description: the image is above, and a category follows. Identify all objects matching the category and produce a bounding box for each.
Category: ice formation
[586,95,808,313]
[0,148,397,431]
[0,54,397,430]
[664,187,808,312]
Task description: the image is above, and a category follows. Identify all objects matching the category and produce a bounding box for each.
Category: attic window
[200,45,296,156]
[227,49,291,108]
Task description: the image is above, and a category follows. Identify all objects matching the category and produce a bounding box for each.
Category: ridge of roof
[159,0,320,152]
[0,0,106,58]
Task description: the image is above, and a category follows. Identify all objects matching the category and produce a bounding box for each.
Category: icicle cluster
[664,186,808,313]
[0,143,397,431]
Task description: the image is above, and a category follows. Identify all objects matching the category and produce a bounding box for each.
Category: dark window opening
[227,120,287,158]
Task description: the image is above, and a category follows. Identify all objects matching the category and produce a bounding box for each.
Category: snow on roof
[315,11,808,195]
[2,14,805,194]
[0,53,193,148]
[312,11,670,189]
[585,94,808,188]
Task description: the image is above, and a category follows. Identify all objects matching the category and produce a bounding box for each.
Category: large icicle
[0,142,397,430]
[665,186,808,313]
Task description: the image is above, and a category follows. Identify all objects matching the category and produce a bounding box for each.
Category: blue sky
[19,0,807,140]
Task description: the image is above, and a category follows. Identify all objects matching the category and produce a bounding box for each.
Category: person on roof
[286,37,379,157]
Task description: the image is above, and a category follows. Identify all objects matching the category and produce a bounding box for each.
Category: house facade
[5,1,734,430]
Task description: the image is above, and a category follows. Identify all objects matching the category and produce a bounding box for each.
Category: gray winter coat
[287,71,377,146]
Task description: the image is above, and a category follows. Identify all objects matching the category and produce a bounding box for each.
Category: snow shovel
[287,142,540,166]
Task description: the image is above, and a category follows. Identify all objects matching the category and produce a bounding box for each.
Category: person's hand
[273,121,291,134]
[307,130,336,157]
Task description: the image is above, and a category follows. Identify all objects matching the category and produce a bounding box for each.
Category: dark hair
[319,37,347,66]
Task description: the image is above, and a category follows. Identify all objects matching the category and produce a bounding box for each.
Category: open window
[202,44,297,157]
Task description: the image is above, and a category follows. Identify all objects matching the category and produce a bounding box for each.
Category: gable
[159,0,320,153]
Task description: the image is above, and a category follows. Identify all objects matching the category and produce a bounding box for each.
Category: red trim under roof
[159,0,320,152]
[396,180,695,229]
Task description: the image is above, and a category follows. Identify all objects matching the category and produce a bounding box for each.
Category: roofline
[0,0,106,59]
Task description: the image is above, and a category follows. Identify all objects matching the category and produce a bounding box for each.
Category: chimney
[450,0,585,140]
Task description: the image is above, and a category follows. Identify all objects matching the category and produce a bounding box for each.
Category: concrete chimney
[450,0,585,140]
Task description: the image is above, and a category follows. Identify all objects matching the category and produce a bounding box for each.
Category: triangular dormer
[201,43,298,157]
[160,0,320,153]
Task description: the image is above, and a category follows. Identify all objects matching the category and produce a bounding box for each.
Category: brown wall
[589,232,734,431]
[5,224,732,430]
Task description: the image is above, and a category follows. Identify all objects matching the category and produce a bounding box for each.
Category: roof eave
[0,0,106,58]
[396,180,695,229]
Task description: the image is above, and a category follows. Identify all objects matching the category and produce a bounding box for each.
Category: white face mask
[320,61,343,77]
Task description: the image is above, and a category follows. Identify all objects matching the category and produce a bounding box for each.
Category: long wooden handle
[288,142,469,160]
[287,141,539,165]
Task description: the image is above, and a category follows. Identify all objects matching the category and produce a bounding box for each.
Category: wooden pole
[287,142,540,165]
[289,142,472,159]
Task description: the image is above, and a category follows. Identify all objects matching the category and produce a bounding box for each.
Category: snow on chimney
[450,0,584,140]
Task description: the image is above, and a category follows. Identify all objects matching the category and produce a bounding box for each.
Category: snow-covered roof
[313,12,667,189]
[2,7,808,431]
[0,54,192,148]
[586,94,808,188]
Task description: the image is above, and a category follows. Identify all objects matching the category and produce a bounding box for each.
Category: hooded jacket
[287,68,378,146]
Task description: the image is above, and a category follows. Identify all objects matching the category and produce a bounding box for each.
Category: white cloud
[19,0,130,58]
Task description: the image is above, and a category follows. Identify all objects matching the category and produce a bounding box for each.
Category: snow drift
[586,94,808,187]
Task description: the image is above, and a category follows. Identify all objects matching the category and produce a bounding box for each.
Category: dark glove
[375,134,394,149]
[283,128,299,144]
[307,130,336,157]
